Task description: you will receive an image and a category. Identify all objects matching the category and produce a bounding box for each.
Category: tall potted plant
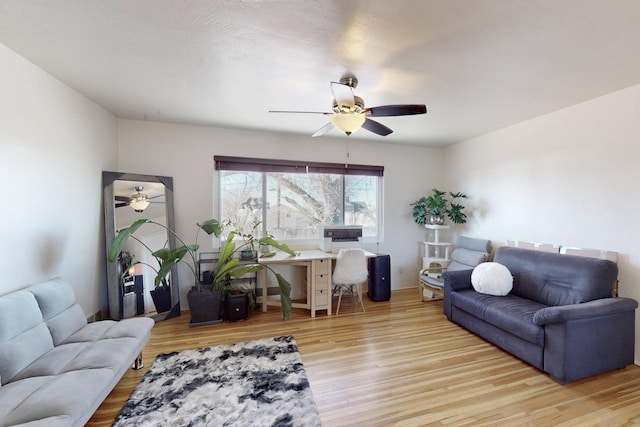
[109,219,221,325]
[411,188,468,225]
[210,222,297,320]
[108,218,297,325]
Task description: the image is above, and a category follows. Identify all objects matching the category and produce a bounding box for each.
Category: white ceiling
[1,0,640,147]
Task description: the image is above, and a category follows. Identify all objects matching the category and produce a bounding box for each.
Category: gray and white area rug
[113,335,321,427]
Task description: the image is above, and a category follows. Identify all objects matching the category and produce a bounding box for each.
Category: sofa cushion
[494,247,618,306]
[0,290,54,385]
[12,337,140,382]
[62,317,154,343]
[0,368,117,426]
[28,278,87,345]
[471,262,513,296]
[10,342,87,382]
[448,248,488,272]
[451,290,547,345]
[457,236,492,253]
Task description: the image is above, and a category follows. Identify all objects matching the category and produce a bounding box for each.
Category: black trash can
[368,254,391,301]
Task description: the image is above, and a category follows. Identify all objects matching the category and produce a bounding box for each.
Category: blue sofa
[444,246,637,383]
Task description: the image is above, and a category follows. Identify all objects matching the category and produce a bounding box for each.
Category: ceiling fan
[269,75,427,137]
[115,186,164,212]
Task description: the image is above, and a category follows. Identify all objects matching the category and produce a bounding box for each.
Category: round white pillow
[471,262,513,296]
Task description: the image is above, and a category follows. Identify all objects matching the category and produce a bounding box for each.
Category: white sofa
[0,278,154,426]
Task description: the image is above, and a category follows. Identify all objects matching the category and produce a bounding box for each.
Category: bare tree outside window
[219,171,380,241]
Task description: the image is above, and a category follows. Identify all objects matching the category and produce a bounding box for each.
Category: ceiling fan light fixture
[330,113,365,135]
[130,197,150,212]
[130,189,150,212]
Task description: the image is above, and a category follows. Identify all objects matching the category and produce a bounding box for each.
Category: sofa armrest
[540,298,637,383]
[443,269,474,292]
[533,297,638,325]
[443,269,473,319]
[419,266,447,276]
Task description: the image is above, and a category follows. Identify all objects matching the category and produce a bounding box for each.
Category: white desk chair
[332,248,368,315]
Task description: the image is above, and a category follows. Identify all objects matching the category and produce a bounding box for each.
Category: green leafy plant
[108,218,298,319]
[212,221,297,318]
[410,188,468,225]
[108,218,220,291]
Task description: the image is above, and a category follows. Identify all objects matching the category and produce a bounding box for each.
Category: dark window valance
[214,156,384,177]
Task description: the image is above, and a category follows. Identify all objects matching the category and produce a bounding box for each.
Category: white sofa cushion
[471,262,513,296]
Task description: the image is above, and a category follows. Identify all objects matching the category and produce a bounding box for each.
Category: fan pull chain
[345,139,350,168]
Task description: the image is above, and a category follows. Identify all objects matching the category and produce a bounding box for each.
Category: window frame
[214,156,384,244]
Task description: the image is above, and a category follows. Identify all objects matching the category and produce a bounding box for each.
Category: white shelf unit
[422,224,453,268]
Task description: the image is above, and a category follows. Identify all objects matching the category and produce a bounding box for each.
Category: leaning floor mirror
[103,171,180,321]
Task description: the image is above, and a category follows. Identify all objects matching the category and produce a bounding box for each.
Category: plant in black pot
[114,243,174,315]
[411,188,468,225]
[210,222,297,321]
[109,218,226,326]
[109,218,297,325]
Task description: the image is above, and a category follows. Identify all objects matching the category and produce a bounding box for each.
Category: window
[215,156,384,242]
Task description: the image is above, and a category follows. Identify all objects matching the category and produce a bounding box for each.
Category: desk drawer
[315,288,329,307]
[313,259,331,275]
[314,273,330,291]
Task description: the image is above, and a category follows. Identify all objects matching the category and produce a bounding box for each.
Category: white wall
[116,120,441,306]
[442,83,640,362]
[0,43,118,316]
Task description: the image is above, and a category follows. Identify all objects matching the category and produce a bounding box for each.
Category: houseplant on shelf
[410,188,468,225]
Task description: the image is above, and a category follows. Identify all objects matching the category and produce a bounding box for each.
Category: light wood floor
[88,289,640,426]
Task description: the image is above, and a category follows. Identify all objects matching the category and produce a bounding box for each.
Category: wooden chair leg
[336,285,345,315]
[356,284,366,313]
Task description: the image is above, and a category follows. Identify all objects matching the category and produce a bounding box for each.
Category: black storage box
[224,293,249,322]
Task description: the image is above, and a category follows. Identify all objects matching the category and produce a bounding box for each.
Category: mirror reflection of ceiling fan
[115,186,164,212]
[269,74,427,137]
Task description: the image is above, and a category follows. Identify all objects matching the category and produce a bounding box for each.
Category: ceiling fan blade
[148,194,164,200]
[115,196,130,202]
[269,110,329,114]
[362,118,393,136]
[331,82,355,110]
[115,202,128,208]
[365,104,427,117]
[311,122,334,137]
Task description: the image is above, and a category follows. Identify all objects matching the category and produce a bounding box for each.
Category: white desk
[257,249,375,317]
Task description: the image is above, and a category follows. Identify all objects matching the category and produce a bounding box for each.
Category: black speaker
[134,275,144,315]
[368,254,391,301]
[224,293,249,322]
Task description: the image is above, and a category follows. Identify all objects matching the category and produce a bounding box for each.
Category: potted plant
[226,219,260,261]
[109,219,223,325]
[211,222,296,320]
[116,246,174,314]
[109,218,297,325]
[411,188,468,225]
